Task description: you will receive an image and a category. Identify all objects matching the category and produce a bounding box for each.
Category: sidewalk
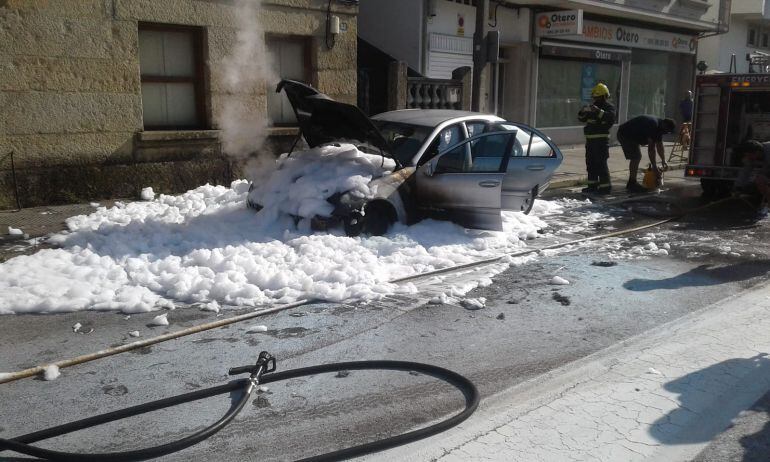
[0,200,120,262]
[551,141,684,189]
[367,280,770,462]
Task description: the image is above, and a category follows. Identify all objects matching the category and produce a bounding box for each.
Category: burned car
[248,80,563,236]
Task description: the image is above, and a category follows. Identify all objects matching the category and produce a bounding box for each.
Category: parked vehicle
[687,72,770,196]
[249,80,563,236]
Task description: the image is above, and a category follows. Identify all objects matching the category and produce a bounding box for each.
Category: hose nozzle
[228,351,276,380]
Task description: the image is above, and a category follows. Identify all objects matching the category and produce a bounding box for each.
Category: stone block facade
[0,0,358,209]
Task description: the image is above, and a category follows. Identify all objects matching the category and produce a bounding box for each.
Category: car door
[497,123,563,211]
[414,132,515,231]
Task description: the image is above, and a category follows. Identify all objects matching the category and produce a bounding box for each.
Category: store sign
[541,44,629,62]
[535,10,583,37]
[537,18,697,54]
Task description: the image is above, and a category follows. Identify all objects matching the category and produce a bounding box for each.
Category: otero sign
[536,16,696,54]
[535,10,583,36]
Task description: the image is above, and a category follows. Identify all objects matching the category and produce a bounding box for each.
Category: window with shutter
[139,24,206,130]
[266,36,310,126]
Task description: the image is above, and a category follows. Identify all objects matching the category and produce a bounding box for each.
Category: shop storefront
[533,12,698,144]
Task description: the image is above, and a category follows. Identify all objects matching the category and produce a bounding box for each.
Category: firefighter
[578,83,616,194]
[734,140,770,216]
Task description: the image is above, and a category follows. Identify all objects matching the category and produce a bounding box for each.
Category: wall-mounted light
[330,15,340,35]
[427,0,438,18]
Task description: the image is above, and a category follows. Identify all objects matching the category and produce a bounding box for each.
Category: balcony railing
[387,62,471,111]
[406,78,463,110]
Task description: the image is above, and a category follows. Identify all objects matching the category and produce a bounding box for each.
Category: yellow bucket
[642,167,662,190]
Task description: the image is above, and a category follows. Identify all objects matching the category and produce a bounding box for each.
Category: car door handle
[527,165,545,171]
[478,180,500,188]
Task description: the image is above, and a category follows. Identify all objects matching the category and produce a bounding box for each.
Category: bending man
[616,115,675,193]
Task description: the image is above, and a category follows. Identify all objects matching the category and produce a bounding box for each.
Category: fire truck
[687,64,770,196]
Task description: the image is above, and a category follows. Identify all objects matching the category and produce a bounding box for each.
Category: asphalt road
[2,178,770,461]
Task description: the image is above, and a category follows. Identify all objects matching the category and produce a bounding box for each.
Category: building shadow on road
[674,196,765,232]
[622,260,770,292]
[649,354,770,455]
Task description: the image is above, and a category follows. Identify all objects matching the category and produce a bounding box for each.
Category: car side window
[527,132,555,158]
[437,125,463,152]
[434,144,466,174]
[466,122,487,137]
[487,122,525,157]
[513,129,554,158]
[418,124,464,166]
[435,133,512,174]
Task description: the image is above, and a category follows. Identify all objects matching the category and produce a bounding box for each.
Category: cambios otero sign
[536,14,697,55]
[535,10,583,37]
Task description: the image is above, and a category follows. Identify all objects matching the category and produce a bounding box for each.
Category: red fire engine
[687,71,770,195]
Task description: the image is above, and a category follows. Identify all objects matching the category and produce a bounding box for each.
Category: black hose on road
[0,353,479,462]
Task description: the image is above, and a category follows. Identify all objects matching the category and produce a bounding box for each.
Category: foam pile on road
[0,144,580,315]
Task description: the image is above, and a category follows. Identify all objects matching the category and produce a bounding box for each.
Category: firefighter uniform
[578,84,616,193]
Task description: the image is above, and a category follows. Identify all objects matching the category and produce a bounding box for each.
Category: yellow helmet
[591,83,610,98]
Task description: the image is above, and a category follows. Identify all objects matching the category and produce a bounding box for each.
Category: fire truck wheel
[700,179,732,199]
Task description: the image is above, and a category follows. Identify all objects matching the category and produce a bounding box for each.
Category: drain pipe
[10,150,21,210]
[2,150,21,210]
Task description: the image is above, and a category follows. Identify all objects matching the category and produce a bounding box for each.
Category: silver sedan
[258,80,564,235]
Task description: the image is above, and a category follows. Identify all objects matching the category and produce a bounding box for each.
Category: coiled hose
[0,355,479,462]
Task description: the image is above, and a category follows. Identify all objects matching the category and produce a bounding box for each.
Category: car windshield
[373,121,433,165]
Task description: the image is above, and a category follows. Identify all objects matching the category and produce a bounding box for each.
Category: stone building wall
[0,0,358,209]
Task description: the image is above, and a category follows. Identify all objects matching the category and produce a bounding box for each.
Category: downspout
[472,0,489,111]
[529,8,539,126]
[422,0,429,76]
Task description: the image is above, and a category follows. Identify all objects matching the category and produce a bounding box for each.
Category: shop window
[629,49,669,120]
[139,25,206,130]
[536,58,621,128]
[267,36,310,126]
[749,28,758,46]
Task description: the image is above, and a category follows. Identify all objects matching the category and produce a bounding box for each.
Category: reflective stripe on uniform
[585,134,609,139]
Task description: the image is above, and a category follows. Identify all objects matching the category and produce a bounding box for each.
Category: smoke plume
[217,0,277,173]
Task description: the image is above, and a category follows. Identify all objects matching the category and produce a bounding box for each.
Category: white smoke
[217,0,278,165]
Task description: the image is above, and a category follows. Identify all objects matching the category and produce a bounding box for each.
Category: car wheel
[363,201,395,236]
[521,186,537,215]
[343,212,365,237]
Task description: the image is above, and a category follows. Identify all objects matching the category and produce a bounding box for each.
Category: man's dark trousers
[585,139,611,191]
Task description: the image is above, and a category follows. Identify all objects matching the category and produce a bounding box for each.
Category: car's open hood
[277,80,391,155]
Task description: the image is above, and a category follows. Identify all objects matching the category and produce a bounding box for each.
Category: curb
[549,162,687,191]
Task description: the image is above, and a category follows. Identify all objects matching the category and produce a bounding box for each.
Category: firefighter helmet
[591,83,610,98]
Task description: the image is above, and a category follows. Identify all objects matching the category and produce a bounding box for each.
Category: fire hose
[0,351,479,462]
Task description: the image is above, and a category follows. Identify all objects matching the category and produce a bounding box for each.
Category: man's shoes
[581,186,598,194]
[596,186,612,195]
[626,182,648,194]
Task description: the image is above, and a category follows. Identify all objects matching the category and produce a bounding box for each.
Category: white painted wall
[698,17,753,73]
[493,5,530,44]
[425,2,529,43]
[731,0,767,16]
[358,0,424,72]
[426,1,477,38]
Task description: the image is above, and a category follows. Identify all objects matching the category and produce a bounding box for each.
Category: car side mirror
[426,160,435,176]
